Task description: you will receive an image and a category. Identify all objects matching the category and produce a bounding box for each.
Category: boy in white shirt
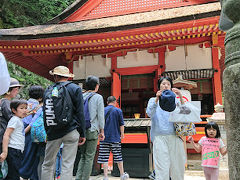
[0,99,27,180]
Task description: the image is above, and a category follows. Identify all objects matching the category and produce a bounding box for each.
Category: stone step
[185,169,229,180]
[187,160,202,170]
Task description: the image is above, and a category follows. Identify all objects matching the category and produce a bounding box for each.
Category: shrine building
[0,0,224,118]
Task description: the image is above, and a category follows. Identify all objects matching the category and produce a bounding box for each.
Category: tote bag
[169,101,202,123]
[169,101,200,136]
[174,122,196,136]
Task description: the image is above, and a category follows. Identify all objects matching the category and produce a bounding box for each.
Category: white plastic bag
[169,101,202,123]
[0,53,10,96]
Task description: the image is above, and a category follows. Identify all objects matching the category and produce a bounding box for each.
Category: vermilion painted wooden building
[0,0,224,118]
[0,0,225,175]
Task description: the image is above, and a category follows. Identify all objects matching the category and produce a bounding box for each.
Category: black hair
[158,76,173,90]
[7,86,20,93]
[107,96,116,104]
[205,121,221,138]
[8,87,14,92]
[53,74,69,79]
[10,99,28,113]
[85,75,100,90]
[29,85,44,100]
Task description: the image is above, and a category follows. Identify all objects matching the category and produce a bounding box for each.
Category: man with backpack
[75,75,105,180]
[41,66,86,180]
[97,96,129,180]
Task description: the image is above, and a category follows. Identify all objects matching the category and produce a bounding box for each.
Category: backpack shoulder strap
[61,81,72,87]
[53,81,72,89]
[105,106,115,123]
[44,85,54,96]
[84,92,96,103]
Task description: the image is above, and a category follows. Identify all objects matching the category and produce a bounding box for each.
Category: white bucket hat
[49,66,75,78]
[9,78,23,88]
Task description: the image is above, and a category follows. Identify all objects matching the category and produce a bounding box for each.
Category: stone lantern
[220,0,240,179]
[207,103,225,124]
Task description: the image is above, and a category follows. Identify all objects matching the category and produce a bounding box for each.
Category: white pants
[153,135,186,180]
[41,129,79,180]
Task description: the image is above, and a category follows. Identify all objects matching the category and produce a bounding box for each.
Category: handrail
[200,115,212,118]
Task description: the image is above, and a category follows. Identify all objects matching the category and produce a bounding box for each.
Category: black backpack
[43,81,73,129]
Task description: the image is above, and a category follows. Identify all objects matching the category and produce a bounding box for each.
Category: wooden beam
[115,65,159,76]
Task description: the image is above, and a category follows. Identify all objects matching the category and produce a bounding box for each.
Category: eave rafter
[0,17,223,56]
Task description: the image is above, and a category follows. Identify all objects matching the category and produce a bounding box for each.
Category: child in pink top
[188,121,227,180]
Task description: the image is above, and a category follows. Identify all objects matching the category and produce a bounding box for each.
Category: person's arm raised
[172,88,184,104]
[188,136,202,153]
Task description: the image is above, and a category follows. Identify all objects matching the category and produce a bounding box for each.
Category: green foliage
[1,0,75,28]
[7,61,51,99]
[1,0,75,98]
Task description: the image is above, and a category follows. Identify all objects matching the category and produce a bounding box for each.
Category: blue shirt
[103,105,124,143]
[146,97,175,142]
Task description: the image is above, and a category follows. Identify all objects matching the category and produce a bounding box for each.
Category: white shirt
[7,116,25,151]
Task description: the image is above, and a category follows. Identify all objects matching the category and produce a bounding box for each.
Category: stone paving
[21,153,227,180]
[89,155,229,180]
[89,172,206,180]
[88,169,228,180]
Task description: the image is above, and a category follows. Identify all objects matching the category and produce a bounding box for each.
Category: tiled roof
[0,2,220,37]
[83,0,189,20]
[59,0,218,22]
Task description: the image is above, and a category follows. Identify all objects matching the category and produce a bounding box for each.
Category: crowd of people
[0,51,227,180]
[0,61,129,180]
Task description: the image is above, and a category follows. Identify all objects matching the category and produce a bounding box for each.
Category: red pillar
[153,47,166,91]
[212,46,223,105]
[112,72,121,108]
[109,55,121,108]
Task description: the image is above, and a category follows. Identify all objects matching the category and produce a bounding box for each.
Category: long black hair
[157,76,173,90]
[205,121,221,138]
